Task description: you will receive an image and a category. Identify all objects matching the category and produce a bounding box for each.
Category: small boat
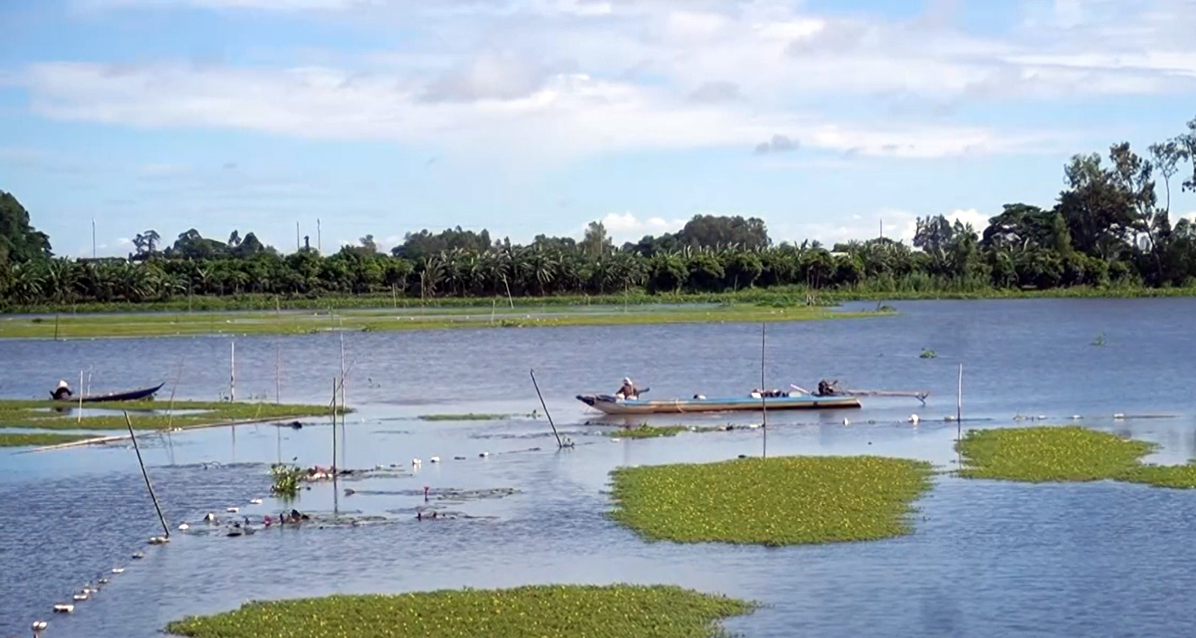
[53,383,165,403]
[576,392,861,415]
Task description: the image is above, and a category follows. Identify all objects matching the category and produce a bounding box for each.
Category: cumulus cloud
[753,134,798,155]
[33,0,1196,163]
[595,212,686,243]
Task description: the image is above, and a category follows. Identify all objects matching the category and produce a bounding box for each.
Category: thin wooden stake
[760,323,767,459]
[530,370,563,449]
[77,370,84,423]
[230,341,236,402]
[275,342,281,404]
[125,411,170,539]
[331,377,338,470]
[956,363,963,439]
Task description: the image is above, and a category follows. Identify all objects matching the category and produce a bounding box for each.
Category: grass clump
[270,463,305,498]
[165,584,755,638]
[609,455,933,546]
[957,426,1196,488]
[418,413,509,422]
[0,399,343,432]
[0,432,100,447]
[611,425,691,439]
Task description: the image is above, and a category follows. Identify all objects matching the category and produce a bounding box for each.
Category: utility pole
[317,218,322,253]
[92,218,97,258]
[296,222,301,252]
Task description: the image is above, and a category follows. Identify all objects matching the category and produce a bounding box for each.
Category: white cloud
[24,62,1042,160]
[31,0,1196,164]
[594,212,686,243]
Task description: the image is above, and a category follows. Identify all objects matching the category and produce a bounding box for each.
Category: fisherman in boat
[51,380,72,401]
[615,377,640,400]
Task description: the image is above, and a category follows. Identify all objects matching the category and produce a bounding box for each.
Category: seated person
[615,377,639,400]
[51,380,72,401]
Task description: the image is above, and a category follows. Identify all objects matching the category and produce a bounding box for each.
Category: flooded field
[4,298,1196,637]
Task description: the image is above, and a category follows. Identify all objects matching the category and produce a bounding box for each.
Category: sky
[2,0,1195,257]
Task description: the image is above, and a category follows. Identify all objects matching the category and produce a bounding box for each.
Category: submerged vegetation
[165,585,756,638]
[0,432,99,448]
[957,426,1196,488]
[270,463,305,498]
[418,413,510,422]
[609,455,934,546]
[0,303,874,339]
[610,424,692,439]
[0,399,343,433]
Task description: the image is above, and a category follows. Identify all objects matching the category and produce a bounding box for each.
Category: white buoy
[178,523,190,530]
[111,567,125,574]
[908,414,920,424]
[842,418,850,426]
[412,458,422,466]
[73,592,88,602]
[1071,415,1082,420]
[1114,413,1126,420]
[479,452,490,458]
[53,604,74,614]
[226,506,239,513]
[429,456,440,463]
[132,551,145,559]
[32,620,48,631]
[611,438,622,442]
[249,498,263,505]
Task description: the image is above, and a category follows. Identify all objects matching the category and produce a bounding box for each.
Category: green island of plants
[0,399,343,433]
[609,455,934,546]
[165,584,755,638]
[0,302,876,339]
[957,426,1196,488]
[418,413,511,422]
[0,432,101,448]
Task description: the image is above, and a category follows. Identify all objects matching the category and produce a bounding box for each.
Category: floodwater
[3,298,1196,637]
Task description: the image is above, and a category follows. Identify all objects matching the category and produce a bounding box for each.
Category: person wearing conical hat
[615,377,639,400]
[51,380,73,401]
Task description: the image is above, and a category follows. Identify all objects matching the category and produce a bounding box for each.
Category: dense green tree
[0,190,51,265]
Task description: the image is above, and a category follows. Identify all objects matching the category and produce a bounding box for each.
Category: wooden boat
[576,392,861,415]
[53,383,165,403]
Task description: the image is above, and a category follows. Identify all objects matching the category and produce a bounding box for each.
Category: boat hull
[54,383,166,403]
[576,393,861,415]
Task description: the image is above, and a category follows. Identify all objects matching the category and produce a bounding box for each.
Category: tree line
[1,117,1195,309]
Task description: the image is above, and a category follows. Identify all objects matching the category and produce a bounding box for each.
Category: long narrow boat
[53,383,165,403]
[576,392,861,415]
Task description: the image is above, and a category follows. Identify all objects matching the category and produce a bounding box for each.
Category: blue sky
[2,0,1195,257]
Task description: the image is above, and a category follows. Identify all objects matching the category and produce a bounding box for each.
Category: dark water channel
[3,298,1196,637]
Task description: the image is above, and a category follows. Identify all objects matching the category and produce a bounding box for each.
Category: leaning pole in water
[124,411,170,539]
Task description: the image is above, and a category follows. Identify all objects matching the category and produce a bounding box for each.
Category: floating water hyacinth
[956,426,1196,488]
[166,585,756,638]
[609,455,934,546]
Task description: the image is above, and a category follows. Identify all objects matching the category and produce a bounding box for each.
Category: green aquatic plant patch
[0,303,881,339]
[611,424,691,438]
[418,413,509,422]
[0,399,343,432]
[956,426,1196,488]
[609,455,934,546]
[165,584,755,638]
[0,432,100,447]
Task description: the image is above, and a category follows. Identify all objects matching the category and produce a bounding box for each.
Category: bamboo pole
[125,412,170,539]
[230,341,236,402]
[77,370,83,423]
[957,363,963,439]
[331,377,338,470]
[760,323,767,459]
[275,342,282,404]
[529,370,563,449]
